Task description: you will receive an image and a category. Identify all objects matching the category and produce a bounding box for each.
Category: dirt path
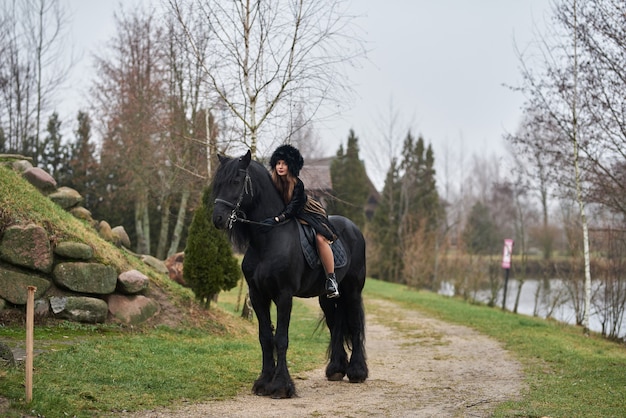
[126,297,525,417]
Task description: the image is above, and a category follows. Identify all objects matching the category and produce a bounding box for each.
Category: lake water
[439,279,626,340]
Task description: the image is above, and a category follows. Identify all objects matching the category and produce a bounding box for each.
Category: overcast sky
[62,0,552,189]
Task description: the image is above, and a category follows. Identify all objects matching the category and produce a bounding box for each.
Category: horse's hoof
[348,377,366,383]
[270,388,294,399]
[327,372,344,381]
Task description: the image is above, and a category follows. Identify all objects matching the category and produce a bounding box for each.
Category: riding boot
[326,273,340,299]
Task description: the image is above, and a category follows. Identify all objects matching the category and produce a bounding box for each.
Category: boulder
[0,341,15,368]
[11,159,33,173]
[140,255,168,274]
[22,167,56,193]
[111,226,131,248]
[0,224,53,273]
[107,294,160,325]
[48,186,83,209]
[117,269,150,294]
[0,265,50,305]
[49,296,108,323]
[52,262,117,294]
[98,220,114,243]
[165,252,186,286]
[34,298,50,317]
[54,241,94,261]
[69,206,93,223]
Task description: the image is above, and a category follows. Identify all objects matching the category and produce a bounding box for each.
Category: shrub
[184,187,240,307]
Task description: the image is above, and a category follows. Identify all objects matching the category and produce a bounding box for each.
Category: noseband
[214,169,253,229]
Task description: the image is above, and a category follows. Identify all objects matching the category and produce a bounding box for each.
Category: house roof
[300,157,333,191]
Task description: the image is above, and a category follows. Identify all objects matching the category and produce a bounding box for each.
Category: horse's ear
[239,149,252,168]
[218,154,227,164]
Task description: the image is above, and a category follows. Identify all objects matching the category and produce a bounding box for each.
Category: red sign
[502,239,514,269]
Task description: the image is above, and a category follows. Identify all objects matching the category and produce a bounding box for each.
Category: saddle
[298,222,347,270]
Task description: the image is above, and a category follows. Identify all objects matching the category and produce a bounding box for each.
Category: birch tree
[512,0,593,334]
[167,0,364,158]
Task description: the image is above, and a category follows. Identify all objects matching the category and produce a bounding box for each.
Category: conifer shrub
[183,187,240,307]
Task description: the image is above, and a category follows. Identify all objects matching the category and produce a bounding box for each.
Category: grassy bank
[0,285,328,417]
[2,278,625,417]
[363,279,626,418]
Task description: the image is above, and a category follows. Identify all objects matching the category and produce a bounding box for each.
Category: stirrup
[326,275,340,299]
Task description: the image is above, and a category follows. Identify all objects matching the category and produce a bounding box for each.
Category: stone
[117,269,150,294]
[0,341,16,368]
[11,159,33,173]
[52,262,117,295]
[0,265,50,305]
[34,298,50,317]
[49,296,108,323]
[140,255,169,274]
[69,206,93,222]
[165,252,186,286]
[107,294,160,325]
[0,224,53,273]
[98,220,114,243]
[22,167,56,194]
[54,241,94,260]
[48,186,83,209]
[111,226,131,248]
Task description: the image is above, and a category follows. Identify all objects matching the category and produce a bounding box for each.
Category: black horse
[211,150,368,399]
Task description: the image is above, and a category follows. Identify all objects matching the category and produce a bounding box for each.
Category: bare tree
[92,8,167,254]
[168,0,364,158]
[512,0,593,334]
[0,0,70,161]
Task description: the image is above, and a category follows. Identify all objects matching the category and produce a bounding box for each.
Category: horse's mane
[211,154,283,252]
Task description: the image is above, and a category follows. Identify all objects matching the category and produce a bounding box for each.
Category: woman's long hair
[271,170,297,204]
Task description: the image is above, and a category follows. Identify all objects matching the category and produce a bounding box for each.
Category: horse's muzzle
[212,212,228,230]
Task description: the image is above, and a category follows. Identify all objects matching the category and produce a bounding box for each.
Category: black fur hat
[269,144,304,177]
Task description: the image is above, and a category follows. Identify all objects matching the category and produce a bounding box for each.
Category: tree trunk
[134,188,151,254]
[156,195,172,260]
[570,0,591,335]
[167,188,190,258]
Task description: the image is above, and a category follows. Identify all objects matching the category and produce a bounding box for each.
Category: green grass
[0,284,328,417]
[363,279,626,418]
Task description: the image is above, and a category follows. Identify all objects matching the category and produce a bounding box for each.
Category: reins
[214,168,282,229]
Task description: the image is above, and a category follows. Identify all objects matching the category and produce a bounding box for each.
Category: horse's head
[212,150,253,230]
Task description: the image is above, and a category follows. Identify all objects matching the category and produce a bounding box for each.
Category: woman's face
[275,160,289,177]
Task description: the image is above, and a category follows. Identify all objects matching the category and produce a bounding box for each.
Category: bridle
[214,168,281,229]
[214,169,253,229]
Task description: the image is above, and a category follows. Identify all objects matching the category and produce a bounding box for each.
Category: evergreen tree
[329,130,370,229]
[66,111,99,208]
[369,157,402,281]
[40,112,71,182]
[184,187,240,307]
[462,201,500,255]
[369,131,444,286]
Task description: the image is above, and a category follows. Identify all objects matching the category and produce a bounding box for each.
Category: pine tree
[66,111,99,208]
[40,112,71,183]
[369,158,402,281]
[329,130,370,229]
[184,187,240,308]
[462,201,500,255]
[370,131,443,286]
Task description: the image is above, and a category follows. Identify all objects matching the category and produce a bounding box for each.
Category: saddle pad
[298,223,347,270]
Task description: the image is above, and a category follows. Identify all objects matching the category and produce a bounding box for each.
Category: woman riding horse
[211,148,368,399]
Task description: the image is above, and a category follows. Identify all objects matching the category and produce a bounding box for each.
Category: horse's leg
[249,287,275,396]
[267,293,296,399]
[319,296,349,381]
[345,291,368,383]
